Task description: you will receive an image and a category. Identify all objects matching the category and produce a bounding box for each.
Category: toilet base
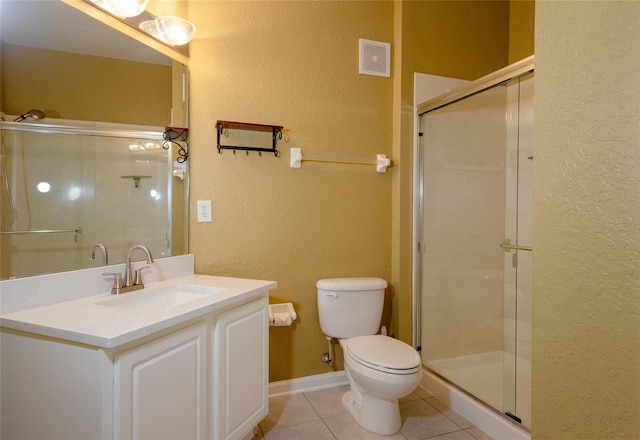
[342,389,402,436]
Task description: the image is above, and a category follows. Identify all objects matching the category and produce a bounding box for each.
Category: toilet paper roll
[273,312,292,327]
[268,302,297,326]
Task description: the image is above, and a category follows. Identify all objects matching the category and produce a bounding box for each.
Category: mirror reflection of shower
[1,109,47,228]
[0,118,173,279]
[13,109,47,122]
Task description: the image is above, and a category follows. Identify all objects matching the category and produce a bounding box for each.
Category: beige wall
[1,44,171,126]
[509,0,535,64]
[187,0,394,381]
[187,0,511,382]
[532,1,640,438]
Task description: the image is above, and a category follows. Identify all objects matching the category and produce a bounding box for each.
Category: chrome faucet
[124,244,154,289]
[88,243,108,266]
[103,245,154,295]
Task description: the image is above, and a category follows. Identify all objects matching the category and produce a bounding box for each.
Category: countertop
[0,274,276,348]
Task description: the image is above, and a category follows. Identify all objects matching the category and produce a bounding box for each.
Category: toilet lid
[345,335,421,375]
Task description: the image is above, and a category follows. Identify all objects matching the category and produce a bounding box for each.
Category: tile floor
[253,385,494,440]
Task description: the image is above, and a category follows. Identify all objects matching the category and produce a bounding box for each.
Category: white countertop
[0,274,276,349]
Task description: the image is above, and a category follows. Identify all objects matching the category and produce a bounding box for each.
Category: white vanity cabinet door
[0,330,109,440]
[114,323,207,440]
[212,297,268,440]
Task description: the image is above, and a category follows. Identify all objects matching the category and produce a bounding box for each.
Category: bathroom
[1,1,638,440]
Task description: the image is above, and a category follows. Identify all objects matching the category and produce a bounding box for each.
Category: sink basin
[97,284,227,311]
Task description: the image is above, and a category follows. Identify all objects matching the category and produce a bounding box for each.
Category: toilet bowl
[340,336,422,435]
[316,278,422,436]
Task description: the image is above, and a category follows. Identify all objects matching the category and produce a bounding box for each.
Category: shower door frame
[411,55,534,418]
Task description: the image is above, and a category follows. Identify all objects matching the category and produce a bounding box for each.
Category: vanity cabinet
[114,323,207,440]
[0,296,269,440]
[212,298,269,440]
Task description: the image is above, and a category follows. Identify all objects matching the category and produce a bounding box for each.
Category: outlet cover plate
[197,200,212,222]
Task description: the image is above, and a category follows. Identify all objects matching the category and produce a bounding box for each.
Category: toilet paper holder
[268,302,297,327]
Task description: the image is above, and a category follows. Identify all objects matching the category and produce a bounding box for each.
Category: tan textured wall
[2,44,171,126]
[533,1,640,438]
[508,0,534,64]
[187,0,511,381]
[187,1,393,381]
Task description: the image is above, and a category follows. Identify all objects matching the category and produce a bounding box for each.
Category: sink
[97,284,227,311]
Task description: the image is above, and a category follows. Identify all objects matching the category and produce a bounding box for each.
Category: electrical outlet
[197,200,212,222]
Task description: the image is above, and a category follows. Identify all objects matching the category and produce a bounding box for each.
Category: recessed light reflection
[37,182,51,193]
[150,189,161,200]
[68,186,81,200]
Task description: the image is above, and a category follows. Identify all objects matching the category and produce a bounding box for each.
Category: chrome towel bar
[0,228,81,235]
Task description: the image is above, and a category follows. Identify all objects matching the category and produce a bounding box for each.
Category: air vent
[359,38,390,78]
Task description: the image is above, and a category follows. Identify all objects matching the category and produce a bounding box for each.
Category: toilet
[317,277,422,436]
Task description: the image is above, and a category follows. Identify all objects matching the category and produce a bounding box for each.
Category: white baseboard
[420,368,530,440]
[269,371,348,397]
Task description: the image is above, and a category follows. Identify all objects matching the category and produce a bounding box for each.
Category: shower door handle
[500,239,532,252]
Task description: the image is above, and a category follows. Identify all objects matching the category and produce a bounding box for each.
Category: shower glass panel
[419,73,533,429]
[0,125,171,279]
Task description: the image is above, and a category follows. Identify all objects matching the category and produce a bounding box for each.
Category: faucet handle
[134,266,151,286]
[103,272,123,295]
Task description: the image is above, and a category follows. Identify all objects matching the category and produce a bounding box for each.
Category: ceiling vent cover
[359,38,390,78]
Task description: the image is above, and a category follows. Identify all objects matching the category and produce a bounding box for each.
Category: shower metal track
[417,55,534,116]
[0,121,163,141]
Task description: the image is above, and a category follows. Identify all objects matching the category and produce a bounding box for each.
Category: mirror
[0,0,189,279]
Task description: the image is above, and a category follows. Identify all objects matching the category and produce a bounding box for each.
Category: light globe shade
[104,0,149,17]
[156,16,196,46]
[139,20,163,40]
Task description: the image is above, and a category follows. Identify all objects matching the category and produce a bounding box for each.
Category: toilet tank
[317,277,387,339]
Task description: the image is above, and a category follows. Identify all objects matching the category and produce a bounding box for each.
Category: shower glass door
[419,73,533,429]
[0,124,172,279]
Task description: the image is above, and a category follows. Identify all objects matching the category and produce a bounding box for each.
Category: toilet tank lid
[316,277,387,291]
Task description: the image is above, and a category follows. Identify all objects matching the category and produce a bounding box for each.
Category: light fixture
[92,0,149,18]
[128,141,161,151]
[156,16,196,45]
[90,0,195,46]
[140,16,196,46]
[139,20,163,40]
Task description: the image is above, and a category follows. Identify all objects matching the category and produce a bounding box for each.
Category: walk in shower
[0,119,185,279]
[415,57,533,430]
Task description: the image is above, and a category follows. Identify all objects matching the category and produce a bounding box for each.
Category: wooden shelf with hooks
[216,120,283,157]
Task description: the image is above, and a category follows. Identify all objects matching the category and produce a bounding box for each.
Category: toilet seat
[345,335,421,375]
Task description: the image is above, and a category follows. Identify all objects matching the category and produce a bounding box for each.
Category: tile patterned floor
[253,385,494,440]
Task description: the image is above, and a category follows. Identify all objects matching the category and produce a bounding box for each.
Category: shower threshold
[425,350,531,430]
